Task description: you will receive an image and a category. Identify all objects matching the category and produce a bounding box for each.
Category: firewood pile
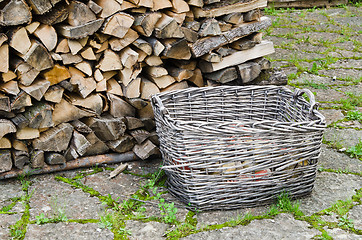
[0,0,286,175]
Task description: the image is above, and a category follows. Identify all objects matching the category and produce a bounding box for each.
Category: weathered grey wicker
[151,86,326,210]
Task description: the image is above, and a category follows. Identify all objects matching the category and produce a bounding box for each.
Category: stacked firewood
[0,0,284,175]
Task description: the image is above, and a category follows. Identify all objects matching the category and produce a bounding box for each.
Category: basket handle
[152,95,168,117]
[293,88,318,113]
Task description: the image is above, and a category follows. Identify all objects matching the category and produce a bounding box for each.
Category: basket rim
[151,85,326,127]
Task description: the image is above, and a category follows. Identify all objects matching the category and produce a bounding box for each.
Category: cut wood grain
[0,44,9,73]
[68,1,96,26]
[44,85,64,103]
[154,14,184,39]
[109,29,139,51]
[162,38,191,60]
[94,0,122,18]
[83,115,126,141]
[237,61,261,83]
[199,41,274,73]
[107,93,136,117]
[98,49,122,71]
[21,40,54,71]
[140,79,159,100]
[52,99,94,126]
[152,0,172,11]
[0,0,32,26]
[9,27,31,55]
[57,19,104,39]
[123,77,141,98]
[0,119,16,139]
[27,0,61,15]
[34,24,57,52]
[33,123,74,152]
[16,127,40,140]
[10,91,32,111]
[43,64,71,86]
[0,81,20,95]
[149,75,176,89]
[133,12,162,37]
[102,12,134,38]
[20,79,50,101]
[205,67,238,83]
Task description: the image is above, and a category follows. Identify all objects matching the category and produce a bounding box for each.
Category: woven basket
[151,86,326,210]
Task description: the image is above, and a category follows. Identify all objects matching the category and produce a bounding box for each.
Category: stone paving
[0,5,361,240]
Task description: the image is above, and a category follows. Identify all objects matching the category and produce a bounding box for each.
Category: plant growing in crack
[338,213,354,229]
[346,138,362,159]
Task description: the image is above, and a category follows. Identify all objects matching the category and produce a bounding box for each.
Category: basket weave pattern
[151,86,326,210]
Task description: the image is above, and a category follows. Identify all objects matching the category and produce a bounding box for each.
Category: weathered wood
[0,119,16,139]
[16,127,40,140]
[102,12,134,39]
[137,102,154,118]
[152,0,172,11]
[162,80,188,92]
[67,93,103,116]
[61,53,82,65]
[215,47,237,57]
[193,0,267,18]
[145,55,163,66]
[12,140,28,152]
[68,39,83,55]
[108,163,128,179]
[230,38,256,51]
[56,38,70,53]
[0,150,12,173]
[42,64,71,86]
[188,68,204,87]
[11,114,29,129]
[0,44,9,73]
[144,66,168,78]
[94,0,122,18]
[164,10,186,24]
[133,139,159,160]
[2,70,17,83]
[198,18,221,37]
[10,91,32,111]
[140,79,160,100]
[107,93,136,117]
[127,98,148,110]
[244,9,260,22]
[145,38,165,56]
[123,77,141,98]
[107,134,135,153]
[0,34,8,47]
[125,116,144,130]
[34,25,57,52]
[68,1,96,26]
[45,152,66,165]
[254,57,271,70]
[9,27,31,55]
[30,150,45,168]
[149,75,176,89]
[134,48,148,62]
[20,79,50,101]
[181,27,198,42]
[0,0,31,26]
[186,0,203,7]
[83,132,109,156]
[37,3,68,25]
[133,12,162,37]
[120,47,139,68]
[33,123,74,152]
[75,61,93,76]
[27,0,61,15]
[52,99,95,126]
[199,41,275,73]
[0,94,10,112]
[88,0,103,14]
[70,119,93,134]
[130,129,149,144]
[44,85,64,103]
[12,61,39,86]
[70,75,97,98]
[71,130,91,156]
[218,21,232,32]
[109,29,139,51]
[106,78,123,97]
[223,12,243,25]
[154,14,184,39]
[21,40,54,71]
[24,101,53,129]
[205,67,238,83]
[64,146,79,161]
[0,81,20,95]
[98,49,122,72]
[12,150,29,169]
[132,38,152,55]
[201,52,222,62]
[162,38,191,60]
[57,19,104,39]
[237,61,261,83]
[167,67,193,82]
[83,115,126,141]
[191,16,271,57]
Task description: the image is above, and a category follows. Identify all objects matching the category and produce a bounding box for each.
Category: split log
[186,0,203,7]
[67,93,103,116]
[145,38,164,56]
[45,152,66,165]
[44,85,64,103]
[123,77,141,98]
[125,116,144,130]
[88,0,103,14]
[12,150,29,169]
[132,38,152,55]
[42,64,71,86]
[68,1,97,26]
[0,119,16,139]
[165,10,186,24]
[140,79,160,100]
[94,0,122,18]
[181,27,198,42]
[106,78,123,97]
[98,49,122,71]
[70,75,97,98]
[8,27,31,55]
[107,93,136,117]
[133,139,159,160]
[83,115,126,141]
[106,134,135,153]
[52,99,95,126]
[218,21,232,32]
[223,12,243,25]
[201,52,222,62]
[30,150,45,168]
[0,0,32,26]
[0,44,9,73]
[68,39,83,55]
[10,91,32,111]
[75,61,93,76]
[20,79,50,101]
[26,22,40,34]
[0,81,20,95]
[127,98,148,110]
[167,67,194,81]
[216,47,237,57]
[81,47,96,60]
[12,140,28,152]
[199,41,275,73]
[0,137,11,149]
[141,118,156,131]
[205,67,238,83]
[23,101,53,129]
[130,129,149,144]
[70,119,93,134]
[230,38,256,51]
[109,29,139,51]
[71,130,91,156]
[161,38,191,60]
[0,94,10,112]
[61,53,82,65]
[150,75,175,89]
[144,66,168,78]
[37,3,68,25]
[191,16,272,57]
[254,57,271,70]
[133,12,162,37]
[0,150,12,173]
[154,14,184,39]
[162,80,188,92]
[244,9,261,22]
[137,102,154,118]
[145,55,163,66]
[15,127,39,140]
[152,0,172,11]
[102,12,134,39]
[32,123,74,152]
[192,0,267,18]
[57,19,104,39]
[21,40,54,71]
[27,0,61,15]
[2,71,17,83]
[83,132,109,156]
[13,61,40,86]
[55,39,69,53]
[34,25,57,52]
[11,114,29,129]
[237,62,261,83]
[188,68,204,87]
[120,47,139,68]
[198,18,221,37]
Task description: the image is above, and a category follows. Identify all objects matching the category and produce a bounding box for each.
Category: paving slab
[349,205,362,230]
[318,145,362,173]
[24,222,113,240]
[298,172,361,215]
[326,228,362,240]
[0,179,23,208]
[324,128,362,149]
[329,59,362,70]
[313,88,346,102]
[183,213,320,240]
[0,212,22,239]
[319,109,345,125]
[28,174,105,221]
[319,69,362,81]
[125,220,169,240]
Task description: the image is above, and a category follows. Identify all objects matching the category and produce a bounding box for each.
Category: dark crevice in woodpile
[0,0,286,176]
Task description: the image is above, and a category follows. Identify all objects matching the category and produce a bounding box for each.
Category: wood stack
[0,0,282,175]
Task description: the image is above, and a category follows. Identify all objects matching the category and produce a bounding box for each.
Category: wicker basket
[151,86,326,210]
